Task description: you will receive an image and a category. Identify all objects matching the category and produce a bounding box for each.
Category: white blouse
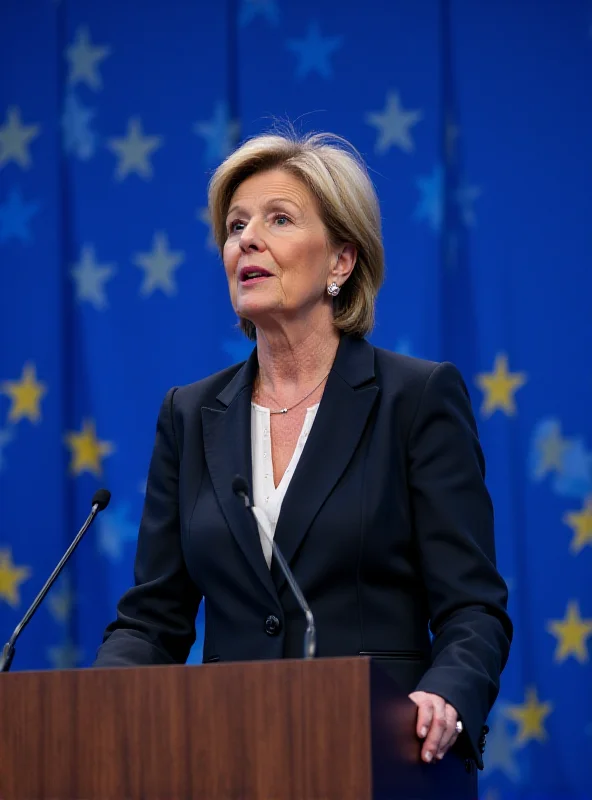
[250,402,320,568]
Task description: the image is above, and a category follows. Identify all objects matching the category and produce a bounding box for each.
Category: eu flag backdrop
[1,1,591,798]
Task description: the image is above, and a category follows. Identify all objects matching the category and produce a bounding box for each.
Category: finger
[435,704,459,759]
[412,696,433,740]
[422,697,447,763]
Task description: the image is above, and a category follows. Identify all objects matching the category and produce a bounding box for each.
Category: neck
[255,318,340,395]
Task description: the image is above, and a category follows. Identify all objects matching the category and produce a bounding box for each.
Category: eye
[228,219,245,233]
[273,214,291,226]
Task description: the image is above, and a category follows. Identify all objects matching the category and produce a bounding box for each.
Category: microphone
[0,488,111,673]
[232,475,316,659]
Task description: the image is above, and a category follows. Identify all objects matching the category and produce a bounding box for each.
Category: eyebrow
[226,197,302,219]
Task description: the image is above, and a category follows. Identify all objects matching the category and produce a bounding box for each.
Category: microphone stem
[270,539,317,660]
[0,504,99,674]
[245,496,317,659]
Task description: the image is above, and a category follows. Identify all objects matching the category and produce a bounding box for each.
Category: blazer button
[264,615,281,636]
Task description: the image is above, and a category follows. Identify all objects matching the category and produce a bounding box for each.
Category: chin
[236,299,280,320]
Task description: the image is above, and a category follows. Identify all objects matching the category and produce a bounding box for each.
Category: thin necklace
[254,371,331,415]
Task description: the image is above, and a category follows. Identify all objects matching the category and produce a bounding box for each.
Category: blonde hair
[207,128,385,340]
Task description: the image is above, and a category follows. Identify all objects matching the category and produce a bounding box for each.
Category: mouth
[239,266,273,283]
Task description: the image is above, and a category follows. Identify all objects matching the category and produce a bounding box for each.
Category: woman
[94,130,512,770]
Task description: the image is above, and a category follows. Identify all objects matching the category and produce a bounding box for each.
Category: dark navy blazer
[94,334,512,768]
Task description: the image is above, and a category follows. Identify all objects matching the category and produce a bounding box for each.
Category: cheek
[222,245,237,279]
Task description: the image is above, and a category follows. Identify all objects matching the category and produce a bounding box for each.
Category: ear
[330,243,357,284]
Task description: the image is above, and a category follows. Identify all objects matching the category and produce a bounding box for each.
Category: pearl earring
[327,282,340,296]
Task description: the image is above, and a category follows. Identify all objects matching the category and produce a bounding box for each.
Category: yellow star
[64,419,114,477]
[475,353,527,418]
[562,496,592,555]
[505,686,553,746]
[0,548,31,608]
[547,600,592,664]
[535,421,571,478]
[0,362,47,423]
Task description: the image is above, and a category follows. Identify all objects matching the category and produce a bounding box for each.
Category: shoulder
[169,360,247,411]
[371,345,471,426]
[373,345,439,382]
[373,345,464,393]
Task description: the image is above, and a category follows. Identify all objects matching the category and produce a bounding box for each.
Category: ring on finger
[455,720,463,734]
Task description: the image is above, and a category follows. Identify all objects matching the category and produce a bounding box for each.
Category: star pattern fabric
[554,439,592,498]
[0,107,40,169]
[239,0,279,27]
[530,419,571,480]
[47,576,75,624]
[482,710,522,783]
[196,207,217,251]
[47,640,84,669]
[547,600,592,663]
[414,165,443,231]
[0,186,40,243]
[71,244,116,310]
[286,22,343,79]
[97,504,139,561]
[65,26,111,91]
[64,419,115,477]
[562,497,592,554]
[0,427,15,471]
[194,102,240,167]
[61,91,97,160]
[0,363,47,424]
[0,548,31,608]
[455,183,482,227]
[107,117,163,180]
[133,231,185,296]
[475,353,527,418]
[365,91,423,155]
[505,687,554,747]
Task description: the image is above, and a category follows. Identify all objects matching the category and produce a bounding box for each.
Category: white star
[61,91,97,160]
[0,107,40,170]
[286,22,343,80]
[365,91,423,155]
[482,711,521,783]
[71,244,116,310]
[193,102,240,167]
[107,117,163,181]
[0,426,15,471]
[47,640,84,669]
[65,26,111,91]
[133,232,185,297]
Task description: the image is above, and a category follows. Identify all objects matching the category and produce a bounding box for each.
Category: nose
[238,219,265,253]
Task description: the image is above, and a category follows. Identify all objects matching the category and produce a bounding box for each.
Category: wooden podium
[0,656,477,799]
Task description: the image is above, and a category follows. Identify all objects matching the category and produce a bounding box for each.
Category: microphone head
[92,488,111,511]
[232,474,250,499]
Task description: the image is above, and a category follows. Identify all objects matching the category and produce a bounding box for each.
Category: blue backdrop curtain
[1,1,591,798]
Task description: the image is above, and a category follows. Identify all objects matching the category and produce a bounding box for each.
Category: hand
[408,691,461,763]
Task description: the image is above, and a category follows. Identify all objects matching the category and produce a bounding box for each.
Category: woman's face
[222,168,338,329]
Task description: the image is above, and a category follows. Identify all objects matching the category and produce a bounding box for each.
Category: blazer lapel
[202,349,279,605]
[271,336,379,592]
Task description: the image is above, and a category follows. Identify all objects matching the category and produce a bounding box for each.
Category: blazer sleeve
[93,387,202,667]
[407,361,513,769]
